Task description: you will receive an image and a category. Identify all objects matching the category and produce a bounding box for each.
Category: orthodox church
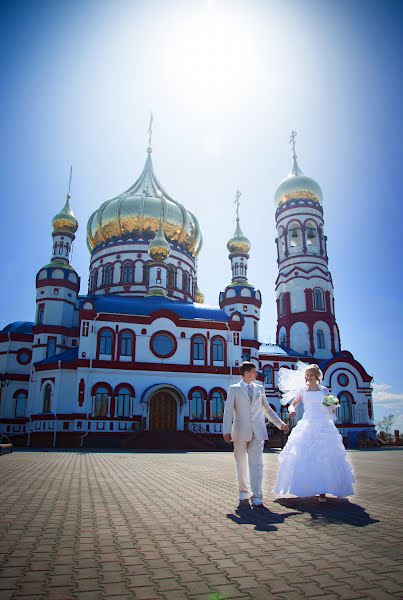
[0,133,376,448]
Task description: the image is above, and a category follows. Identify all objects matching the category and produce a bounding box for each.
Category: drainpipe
[226,322,234,385]
[53,360,62,448]
[80,413,89,448]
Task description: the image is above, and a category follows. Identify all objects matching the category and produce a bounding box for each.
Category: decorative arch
[121,260,134,283]
[210,388,226,420]
[188,386,208,400]
[114,383,135,397]
[113,383,135,418]
[42,383,52,413]
[338,391,355,424]
[102,263,114,286]
[91,381,113,396]
[313,287,325,310]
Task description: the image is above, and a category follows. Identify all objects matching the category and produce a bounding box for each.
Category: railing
[187,422,223,434]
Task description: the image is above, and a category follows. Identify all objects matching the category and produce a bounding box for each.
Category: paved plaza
[0,448,402,600]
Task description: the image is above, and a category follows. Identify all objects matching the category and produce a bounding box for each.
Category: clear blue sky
[1,0,402,426]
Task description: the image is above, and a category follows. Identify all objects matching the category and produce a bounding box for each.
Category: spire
[289,130,303,176]
[227,190,251,256]
[52,166,78,235]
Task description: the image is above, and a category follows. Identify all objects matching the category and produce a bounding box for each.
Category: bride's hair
[305,364,323,382]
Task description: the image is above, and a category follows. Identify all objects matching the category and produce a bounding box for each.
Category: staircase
[123,430,216,451]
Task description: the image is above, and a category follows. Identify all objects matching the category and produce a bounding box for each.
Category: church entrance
[149,391,177,431]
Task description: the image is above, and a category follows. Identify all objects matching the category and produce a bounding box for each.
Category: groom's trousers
[233,434,265,503]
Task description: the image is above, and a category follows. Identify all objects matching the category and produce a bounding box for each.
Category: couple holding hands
[223,361,355,507]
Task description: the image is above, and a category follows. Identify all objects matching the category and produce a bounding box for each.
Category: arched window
[14,391,27,417]
[116,387,131,417]
[212,338,224,362]
[339,393,353,424]
[279,293,286,316]
[37,304,45,324]
[279,332,286,345]
[182,272,190,294]
[94,386,108,417]
[167,266,176,288]
[103,264,113,286]
[253,321,258,340]
[191,390,204,419]
[120,331,133,357]
[121,262,134,283]
[313,288,324,310]
[211,391,224,420]
[43,384,52,413]
[99,330,113,355]
[263,366,273,386]
[317,329,325,349]
[192,336,205,361]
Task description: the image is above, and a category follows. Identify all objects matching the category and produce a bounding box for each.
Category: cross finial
[148,112,154,150]
[290,130,297,159]
[235,189,241,222]
[67,165,73,199]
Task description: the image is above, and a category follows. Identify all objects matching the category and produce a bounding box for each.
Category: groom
[223,361,289,507]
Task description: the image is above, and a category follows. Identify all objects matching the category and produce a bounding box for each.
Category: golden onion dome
[86,149,202,256]
[275,157,323,206]
[148,221,171,262]
[52,194,78,234]
[227,220,251,255]
[195,285,205,304]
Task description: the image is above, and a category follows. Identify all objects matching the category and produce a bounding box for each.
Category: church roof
[35,347,79,366]
[80,295,229,322]
[2,321,34,334]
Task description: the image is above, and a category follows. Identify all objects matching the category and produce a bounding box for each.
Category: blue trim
[35,347,78,366]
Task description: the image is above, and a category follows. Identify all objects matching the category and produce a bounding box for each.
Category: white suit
[223,380,285,504]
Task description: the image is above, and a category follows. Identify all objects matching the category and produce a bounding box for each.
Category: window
[233,332,240,345]
[253,321,258,340]
[99,330,113,355]
[94,386,108,417]
[313,288,324,310]
[211,391,224,419]
[192,336,205,361]
[43,384,52,412]
[14,392,27,417]
[264,366,273,386]
[122,262,133,283]
[81,321,89,337]
[46,337,56,358]
[317,329,325,349]
[279,293,286,316]
[116,387,131,417]
[37,304,45,324]
[151,333,175,357]
[280,333,286,345]
[103,264,113,286]
[242,349,250,362]
[191,391,204,419]
[339,393,353,424]
[212,338,224,362]
[337,373,349,386]
[167,267,176,288]
[90,268,98,291]
[120,332,133,357]
[182,272,190,294]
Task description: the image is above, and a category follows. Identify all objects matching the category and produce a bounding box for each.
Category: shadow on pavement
[274,497,379,527]
[227,504,301,532]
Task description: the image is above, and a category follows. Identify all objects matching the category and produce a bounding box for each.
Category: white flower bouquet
[322,394,340,408]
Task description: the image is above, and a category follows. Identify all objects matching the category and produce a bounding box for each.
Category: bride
[273,363,355,502]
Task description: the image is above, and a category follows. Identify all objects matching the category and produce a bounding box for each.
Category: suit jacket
[223,381,285,442]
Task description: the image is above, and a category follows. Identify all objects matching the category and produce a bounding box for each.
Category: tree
[376,414,395,436]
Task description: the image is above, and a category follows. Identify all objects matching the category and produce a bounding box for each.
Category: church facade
[0,136,376,448]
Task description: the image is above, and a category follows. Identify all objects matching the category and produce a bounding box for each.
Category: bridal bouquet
[322,395,340,408]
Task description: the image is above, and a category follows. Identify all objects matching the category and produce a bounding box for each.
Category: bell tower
[274,132,341,358]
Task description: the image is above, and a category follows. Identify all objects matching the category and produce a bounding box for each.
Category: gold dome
[275,158,323,206]
[52,194,78,234]
[148,221,171,262]
[86,149,202,256]
[195,285,205,304]
[227,220,251,256]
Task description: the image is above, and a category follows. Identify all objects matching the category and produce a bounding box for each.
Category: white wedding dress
[273,388,355,497]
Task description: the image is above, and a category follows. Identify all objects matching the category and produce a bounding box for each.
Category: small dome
[275,158,323,206]
[52,194,78,234]
[148,222,170,262]
[227,220,251,255]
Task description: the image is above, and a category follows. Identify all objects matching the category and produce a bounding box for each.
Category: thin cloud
[372,383,403,404]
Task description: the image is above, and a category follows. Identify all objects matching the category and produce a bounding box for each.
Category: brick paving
[0,448,402,600]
